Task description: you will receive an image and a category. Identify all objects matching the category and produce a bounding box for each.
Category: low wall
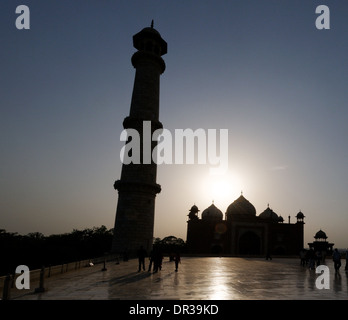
[0,254,121,300]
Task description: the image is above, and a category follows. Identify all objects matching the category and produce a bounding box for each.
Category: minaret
[112,22,167,257]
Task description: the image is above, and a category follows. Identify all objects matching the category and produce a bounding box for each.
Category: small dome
[296,211,305,219]
[202,203,223,221]
[259,206,279,221]
[133,22,167,55]
[189,205,199,214]
[226,195,256,218]
[314,229,327,240]
[278,215,284,223]
[141,26,160,35]
[188,204,199,220]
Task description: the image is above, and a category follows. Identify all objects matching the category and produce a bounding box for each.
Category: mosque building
[186,193,305,256]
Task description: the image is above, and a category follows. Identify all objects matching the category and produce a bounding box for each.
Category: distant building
[307,229,334,255]
[186,194,304,256]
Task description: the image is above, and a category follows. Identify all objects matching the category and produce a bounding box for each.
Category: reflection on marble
[12,257,348,300]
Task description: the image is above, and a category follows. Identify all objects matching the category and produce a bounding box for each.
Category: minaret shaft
[112,25,167,257]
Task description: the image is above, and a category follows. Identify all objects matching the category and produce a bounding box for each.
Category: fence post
[2,274,12,300]
[34,266,45,293]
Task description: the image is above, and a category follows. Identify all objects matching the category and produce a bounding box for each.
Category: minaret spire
[151,19,154,28]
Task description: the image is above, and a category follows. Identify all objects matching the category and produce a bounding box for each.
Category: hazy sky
[1,0,348,249]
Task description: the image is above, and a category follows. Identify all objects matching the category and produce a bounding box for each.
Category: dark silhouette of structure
[186,194,305,256]
[112,22,167,257]
[308,229,334,256]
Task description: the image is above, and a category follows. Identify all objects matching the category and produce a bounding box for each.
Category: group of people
[299,248,326,269]
[299,248,348,273]
[137,245,181,273]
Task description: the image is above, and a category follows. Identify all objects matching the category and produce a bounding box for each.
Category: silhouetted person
[137,246,147,272]
[299,249,306,266]
[123,250,128,262]
[345,248,348,271]
[321,250,326,263]
[174,252,181,272]
[148,249,155,272]
[308,248,316,270]
[332,248,341,273]
[158,249,163,271]
[265,250,272,260]
[315,250,322,266]
[153,246,163,273]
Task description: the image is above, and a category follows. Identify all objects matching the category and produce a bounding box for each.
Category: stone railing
[0,254,121,300]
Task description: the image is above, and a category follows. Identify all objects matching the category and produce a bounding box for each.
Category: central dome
[226,195,256,219]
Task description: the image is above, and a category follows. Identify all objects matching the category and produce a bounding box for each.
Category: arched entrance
[239,231,261,255]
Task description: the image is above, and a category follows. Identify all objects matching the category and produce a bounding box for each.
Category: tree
[0,226,114,276]
[153,236,187,255]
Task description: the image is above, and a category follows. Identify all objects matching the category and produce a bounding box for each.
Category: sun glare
[200,171,244,210]
[211,179,232,199]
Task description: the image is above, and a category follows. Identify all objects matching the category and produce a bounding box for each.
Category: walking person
[332,248,341,273]
[321,250,326,263]
[137,245,147,272]
[174,252,181,272]
[265,249,272,261]
[152,246,162,273]
[157,249,163,271]
[315,250,322,266]
[299,249,306,266]
[308,248,316,270]
[148,249,155,272]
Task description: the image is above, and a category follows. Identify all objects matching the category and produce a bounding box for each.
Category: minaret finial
[151,20,154,28]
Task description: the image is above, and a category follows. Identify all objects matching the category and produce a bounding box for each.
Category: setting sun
[211,179,233,200]
[199,171,244,210]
